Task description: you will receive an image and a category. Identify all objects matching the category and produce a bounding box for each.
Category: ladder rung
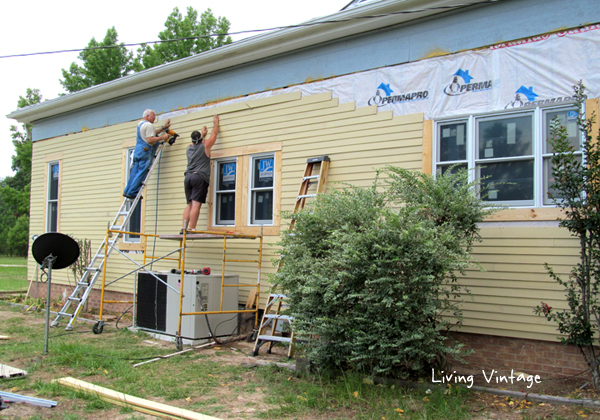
[58,312,74,318]
[77,282,90,287]
[264,314,293,321]
[85,267,100,272]
[111,225,123,231]
[303,175,320,180]
[68,297,81,302]
[297,194,316,199]
[117,211,129,216]
[258,335,292,343]
[269,294,287,299]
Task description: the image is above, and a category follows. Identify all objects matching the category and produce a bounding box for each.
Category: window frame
[45,160,61,232]
[208,143,282,236]
[433,102,582,209]
[248,153,275,226]
[120,142,145,251]
[214,158,238,226]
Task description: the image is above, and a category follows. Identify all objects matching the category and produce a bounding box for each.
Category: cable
[0,0,505,59]
[115,304,134,330]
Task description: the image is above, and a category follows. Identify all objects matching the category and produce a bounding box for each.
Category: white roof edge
[8,0,463,123]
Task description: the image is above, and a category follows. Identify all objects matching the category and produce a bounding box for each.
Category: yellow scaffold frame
[96,227,263,346]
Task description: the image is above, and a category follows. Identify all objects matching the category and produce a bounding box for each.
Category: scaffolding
[93,227,263,349]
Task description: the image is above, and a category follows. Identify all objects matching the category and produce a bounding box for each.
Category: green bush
[274,166,493,378]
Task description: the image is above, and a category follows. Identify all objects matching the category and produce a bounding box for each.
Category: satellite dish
[32,232,79,270]
[31,232,81,355]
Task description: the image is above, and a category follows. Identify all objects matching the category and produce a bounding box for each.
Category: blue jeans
[123,158,151,197]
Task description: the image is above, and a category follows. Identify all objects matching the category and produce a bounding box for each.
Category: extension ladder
[252,155,330,357]
[51,142,168,331]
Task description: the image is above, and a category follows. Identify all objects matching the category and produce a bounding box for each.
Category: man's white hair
[143,109,155,118]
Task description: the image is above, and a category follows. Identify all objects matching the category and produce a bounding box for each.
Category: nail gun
[165,129,179,145]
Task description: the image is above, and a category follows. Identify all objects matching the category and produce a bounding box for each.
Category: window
[249,154,274,225]
[215,159,237,225]
[46,162,60,232]
[435,104,581,207]
[124,148,141,243]
[209,144,281,235]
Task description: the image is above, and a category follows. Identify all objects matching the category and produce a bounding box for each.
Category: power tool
[165,129,179,145]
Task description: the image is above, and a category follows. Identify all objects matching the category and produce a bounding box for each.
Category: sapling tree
[274,166,493,378]
[535,81,600,389]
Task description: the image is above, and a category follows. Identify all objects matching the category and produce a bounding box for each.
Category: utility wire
[0,0,503,59]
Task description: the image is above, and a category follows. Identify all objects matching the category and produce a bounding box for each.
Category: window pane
[479,115,532,159]
[48,202,58,232]
[437,163,468,176]
[439,122,467,162]
[49,164,59,200]
[253,158,274,188]
[545,109,580,153]
[479,160,534,202]
[544,155,582,204]
[127,201,141,240]
[218,162,236,190]
[252,191,273,223]
[217,192,236,224]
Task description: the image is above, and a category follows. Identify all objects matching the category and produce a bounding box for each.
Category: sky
[0,0,352,179]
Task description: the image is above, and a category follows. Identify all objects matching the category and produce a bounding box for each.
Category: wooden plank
[56,377,221,420]
[422,119,432,174]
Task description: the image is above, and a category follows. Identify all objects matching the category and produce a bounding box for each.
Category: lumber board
[56,377,221,420]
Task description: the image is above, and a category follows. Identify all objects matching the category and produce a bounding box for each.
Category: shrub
[274,166,493,378]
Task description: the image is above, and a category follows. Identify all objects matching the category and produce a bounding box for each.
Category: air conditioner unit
[136,271,239,344]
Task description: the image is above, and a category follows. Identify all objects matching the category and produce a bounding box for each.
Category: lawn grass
[0,256,28,290]
[0,301,476,420]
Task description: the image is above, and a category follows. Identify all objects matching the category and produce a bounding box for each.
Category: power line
[0,0,502,59]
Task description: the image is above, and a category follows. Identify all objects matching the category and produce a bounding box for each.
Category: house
[9,0,600,376]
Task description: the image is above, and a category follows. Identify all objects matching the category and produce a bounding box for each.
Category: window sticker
[259,158,274,180]
[52,164,59,179]
[222,163,236,183]
[485,148,494,158]
[567,110,578,121]
[442,128,450,137]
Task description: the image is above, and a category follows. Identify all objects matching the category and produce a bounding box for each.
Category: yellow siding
[28,92,424,309]
[28,89,578,344]
[458,226,580,341]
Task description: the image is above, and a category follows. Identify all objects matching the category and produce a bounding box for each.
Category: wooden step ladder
[252,155,330,357]
[51,142,169,331]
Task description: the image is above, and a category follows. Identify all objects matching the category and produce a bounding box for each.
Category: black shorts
[184,172,209,203]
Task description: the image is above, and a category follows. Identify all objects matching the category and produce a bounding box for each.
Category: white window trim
[45,161,60,232]
[213,157,238,227]
[247,153,275,226]
[433,102,582,209]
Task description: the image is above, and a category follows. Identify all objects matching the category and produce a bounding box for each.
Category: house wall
[28,91,424,312]
[30,86,585,346]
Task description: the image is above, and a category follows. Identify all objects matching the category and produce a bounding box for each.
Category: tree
[138,7,232,70]
[60,27,140,93]
[275,166,493,378]
[1,88,41,256]
[535,81,600,389]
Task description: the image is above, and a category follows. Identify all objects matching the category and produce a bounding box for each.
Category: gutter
[7,0,468,124]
